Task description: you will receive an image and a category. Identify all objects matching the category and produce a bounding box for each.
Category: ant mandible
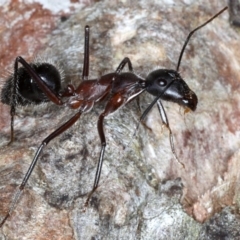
[0,7,227,227]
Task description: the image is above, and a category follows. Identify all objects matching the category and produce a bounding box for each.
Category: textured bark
[0,0,240,239]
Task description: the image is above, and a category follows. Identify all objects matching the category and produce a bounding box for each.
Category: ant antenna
[176,6,228,72]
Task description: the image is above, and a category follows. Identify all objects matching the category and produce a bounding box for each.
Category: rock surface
[0,0,240,239]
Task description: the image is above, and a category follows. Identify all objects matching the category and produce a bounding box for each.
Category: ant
[0,7,227,227]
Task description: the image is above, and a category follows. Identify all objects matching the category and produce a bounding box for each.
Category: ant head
[145,69,197,111]
[146,6,228,112]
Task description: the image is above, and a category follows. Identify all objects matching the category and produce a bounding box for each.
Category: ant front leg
[132,96,160,138]
[132,97,184,168]
[157,100,185,168]
[0,111,82,227]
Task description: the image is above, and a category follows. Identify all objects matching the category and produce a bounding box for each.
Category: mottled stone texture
[229,0,240,26]
[0,0,240,239]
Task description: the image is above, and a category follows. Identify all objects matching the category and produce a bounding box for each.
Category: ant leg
[82,25,90,80]
[157,100,185,168]
[0,111,82,227]
[8,105,16,145]
[115,57,133,73]
[7,56,64,144]
[110,57,134,94]
[60,26,90,98]
[131,97,184,168]
[85,93,126,206]
[132,96,160,138]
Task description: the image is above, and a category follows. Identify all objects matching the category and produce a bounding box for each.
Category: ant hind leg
[0,111,82,227]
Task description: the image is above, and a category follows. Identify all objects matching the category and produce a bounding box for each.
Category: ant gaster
[0,7,227,227]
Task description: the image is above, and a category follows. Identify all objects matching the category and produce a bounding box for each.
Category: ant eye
[182,98,189,104]
[157,79,167,86]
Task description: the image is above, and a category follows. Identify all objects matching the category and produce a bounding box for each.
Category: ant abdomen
[1,62,62,106]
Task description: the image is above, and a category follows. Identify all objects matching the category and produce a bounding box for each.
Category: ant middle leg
[85,93,127,206]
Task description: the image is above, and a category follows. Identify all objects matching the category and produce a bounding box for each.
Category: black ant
[0,7,227,227]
